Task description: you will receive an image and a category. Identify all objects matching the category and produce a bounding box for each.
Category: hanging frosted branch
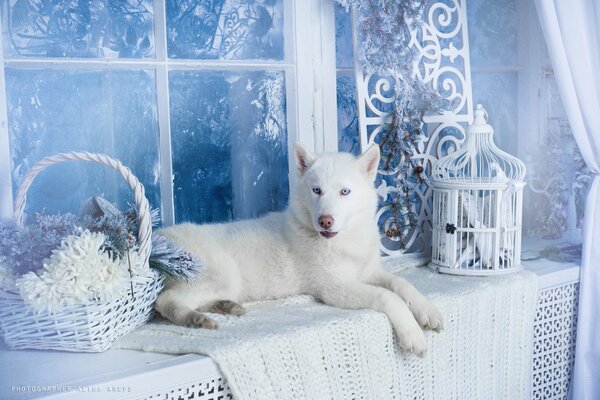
[335,0,426,77]
[336,0,447,250]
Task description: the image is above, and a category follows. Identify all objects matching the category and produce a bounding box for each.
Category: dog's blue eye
[312,187,322,195]
[340,188,351,196]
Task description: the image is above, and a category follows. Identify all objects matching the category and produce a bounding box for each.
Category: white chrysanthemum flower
[17,272,59,313]
[0,261,17,291]
[16,229,135,313]
[84,249,129,302]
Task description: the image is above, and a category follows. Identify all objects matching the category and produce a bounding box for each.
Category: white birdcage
[430,104,526,275]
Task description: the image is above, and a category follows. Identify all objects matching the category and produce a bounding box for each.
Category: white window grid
[0,0,340,225]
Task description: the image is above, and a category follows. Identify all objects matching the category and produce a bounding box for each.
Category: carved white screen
[353,0,474,256]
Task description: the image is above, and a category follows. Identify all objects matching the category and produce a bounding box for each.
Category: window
[4,1,583,253]
[334,3,359,155]
[0,0,338,226]
[468,0,592,246]
[333,0,592,255]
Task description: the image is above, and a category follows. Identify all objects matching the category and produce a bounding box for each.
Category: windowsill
[0,342,214,400]
[521,235,581,289]
[0,242,581,400]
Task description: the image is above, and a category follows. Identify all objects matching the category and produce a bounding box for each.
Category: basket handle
[12,152,152,268]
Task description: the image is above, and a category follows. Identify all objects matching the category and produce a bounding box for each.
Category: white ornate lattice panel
[532,282,579,400]
[354,0,473,255]
[143,377,233,400]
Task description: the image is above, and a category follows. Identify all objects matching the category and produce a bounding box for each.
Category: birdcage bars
[430,104,526,275]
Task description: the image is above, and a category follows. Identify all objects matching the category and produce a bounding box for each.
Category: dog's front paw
[184,312,219,329]
[209,300,247,316]
[407,297,444,332]
[392,319,428,357]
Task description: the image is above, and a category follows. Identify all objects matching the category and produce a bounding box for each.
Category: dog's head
[293,142,380,239]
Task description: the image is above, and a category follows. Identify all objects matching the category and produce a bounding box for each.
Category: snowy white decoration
[16,229,143,313]
[430,104,526,275]
[0,262,17,290]
[0,151,163,352]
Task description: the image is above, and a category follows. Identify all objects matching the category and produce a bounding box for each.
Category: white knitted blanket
[116,257,538,400]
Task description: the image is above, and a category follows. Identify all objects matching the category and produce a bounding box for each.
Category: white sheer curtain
[535,1,600,399]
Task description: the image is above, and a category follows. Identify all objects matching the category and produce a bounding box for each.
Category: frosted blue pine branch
[149,234,204,282]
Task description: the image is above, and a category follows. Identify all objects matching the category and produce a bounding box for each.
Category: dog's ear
[294,141,316,175]
[358,144,380,181]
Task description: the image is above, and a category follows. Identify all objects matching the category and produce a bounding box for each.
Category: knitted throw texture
[116,257,538,400]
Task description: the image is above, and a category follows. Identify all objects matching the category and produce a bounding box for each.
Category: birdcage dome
[432,104,526,186]
[429,104,526,276]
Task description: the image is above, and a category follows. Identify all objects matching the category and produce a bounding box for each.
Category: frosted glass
[6,69,161,215]
[2,0,155,58]
[471,72,518,154]
[468,0,517,67]
[167,0,284,60]
[335,3,354,69]
[336,74,359,155]
[169,70,289,224]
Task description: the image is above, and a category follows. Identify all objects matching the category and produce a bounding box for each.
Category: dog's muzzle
[319,231,338,239]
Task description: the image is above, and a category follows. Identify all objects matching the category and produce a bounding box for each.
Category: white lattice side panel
[142,377,233,400]
[532,282,579,400]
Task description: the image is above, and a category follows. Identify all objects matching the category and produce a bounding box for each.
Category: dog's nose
[318,215,334,229]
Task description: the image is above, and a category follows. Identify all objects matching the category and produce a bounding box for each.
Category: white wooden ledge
[0,254,580,400]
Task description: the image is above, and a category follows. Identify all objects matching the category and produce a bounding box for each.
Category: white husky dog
[155,143,443,355]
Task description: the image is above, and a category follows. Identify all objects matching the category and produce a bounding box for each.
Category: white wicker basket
[0,151,164,352]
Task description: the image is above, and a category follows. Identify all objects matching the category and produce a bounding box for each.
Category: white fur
[155,143,443,356]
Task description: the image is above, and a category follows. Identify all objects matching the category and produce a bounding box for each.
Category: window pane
[336,74,359,155]
[6,68,161,215]
[169,70,288,223]
[167,0,284,60]
[1,0,155,58]
[468,0,517,67]
[334,3,354,69]
[471,72,518,154]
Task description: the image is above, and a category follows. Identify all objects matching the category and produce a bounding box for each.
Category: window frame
[0,0,340,225]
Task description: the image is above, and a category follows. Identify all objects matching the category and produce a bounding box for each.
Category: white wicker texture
[430,105,526,276]
[13,151,152,266]
[0,151,164,352]
[0,270,162,352]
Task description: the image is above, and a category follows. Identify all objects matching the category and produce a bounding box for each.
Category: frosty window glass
[467,0,517,68]
[5,68,161,214]
[169,70,289,224]
[334,3,354,69]
[336,75,359,155]
[334,4,359,154]
[471,73,518,153]
[0,0,295,227]
[467,0,592,246]
[1,0,155,58]
[166,0,284,60]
